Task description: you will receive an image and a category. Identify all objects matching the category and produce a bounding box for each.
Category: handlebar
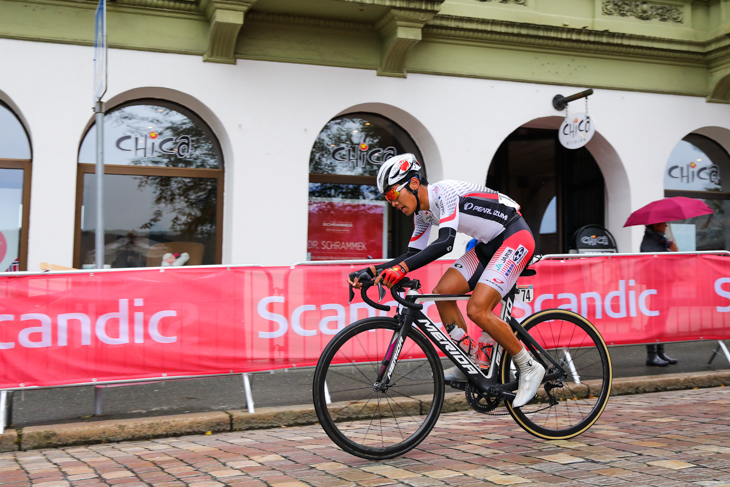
[349,278,423,311]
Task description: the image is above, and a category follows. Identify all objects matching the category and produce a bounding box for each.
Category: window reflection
[309,183,381,200]
[80,174,217,268]
[78,103,221,168]
[308,113,424,260]
[310,117,403,177]
[664,134,730,251]
[0,103,31,159]
[0,169,23,271]
[76,100,223,268]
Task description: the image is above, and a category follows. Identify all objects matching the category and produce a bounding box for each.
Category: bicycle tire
[312,317,445,460]
[500,309,612,440]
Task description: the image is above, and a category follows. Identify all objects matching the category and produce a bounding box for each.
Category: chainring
[465,383,507,415]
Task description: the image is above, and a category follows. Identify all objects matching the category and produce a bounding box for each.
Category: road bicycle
[312,264,613,460]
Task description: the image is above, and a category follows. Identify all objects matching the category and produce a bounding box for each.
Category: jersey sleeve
[435,183,460,232]
[408,213,432,250]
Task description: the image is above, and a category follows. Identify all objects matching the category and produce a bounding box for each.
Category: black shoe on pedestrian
[646,354,669,367]
[657,352,678,364]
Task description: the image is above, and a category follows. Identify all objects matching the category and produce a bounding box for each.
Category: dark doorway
[487,128,606,254]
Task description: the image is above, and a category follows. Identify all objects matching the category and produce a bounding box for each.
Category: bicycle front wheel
[501,309,612,440]
[312,317,445,460]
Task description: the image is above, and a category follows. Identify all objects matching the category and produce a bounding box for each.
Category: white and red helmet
[376,153,422,194]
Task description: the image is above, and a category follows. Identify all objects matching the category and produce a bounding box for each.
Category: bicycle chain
[464,382,560,416]
[464,383,509,415]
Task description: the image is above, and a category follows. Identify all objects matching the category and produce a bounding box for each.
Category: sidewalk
[2,369,729,453]
[1,385,730,487]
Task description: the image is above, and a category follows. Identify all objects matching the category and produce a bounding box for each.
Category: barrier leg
[324,381,331,405]
[562,348,581,384]
[94,386,104,416]
[0,391,6,435]
[242,373,254,414]
[708,340,730,365]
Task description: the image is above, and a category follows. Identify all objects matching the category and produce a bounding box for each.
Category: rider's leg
[433,269,472,381]
[466,284,544,408]
[466,283,521,355]
[433,268,470,333]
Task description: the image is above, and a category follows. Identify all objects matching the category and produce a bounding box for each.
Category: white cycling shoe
[444,365,467,382]
[512,360,545,408]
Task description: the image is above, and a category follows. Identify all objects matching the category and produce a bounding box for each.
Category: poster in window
[307,198,386,261]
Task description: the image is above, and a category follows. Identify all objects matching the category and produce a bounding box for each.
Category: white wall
[1,38,729,269]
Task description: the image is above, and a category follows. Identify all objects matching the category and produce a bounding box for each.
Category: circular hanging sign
[558,112,595,149]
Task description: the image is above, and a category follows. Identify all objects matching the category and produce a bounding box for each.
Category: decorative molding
[477,0,527,5]
[426,15,704,64]
[114,0,199,11]
[343,0,443,9]
[199,0,257,64]
[245,11,374,32]
[602,1,683,23]
[375,5,443,77]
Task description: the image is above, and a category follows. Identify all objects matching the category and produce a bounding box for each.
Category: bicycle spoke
[505,309,611,440]
[313,318,444,460]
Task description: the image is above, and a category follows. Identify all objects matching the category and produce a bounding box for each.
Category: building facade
[1,0,729,271]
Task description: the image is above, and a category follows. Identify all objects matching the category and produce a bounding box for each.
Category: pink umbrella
[624,196,713,227]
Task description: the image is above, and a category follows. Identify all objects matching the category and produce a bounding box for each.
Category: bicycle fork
[374,316,413,392]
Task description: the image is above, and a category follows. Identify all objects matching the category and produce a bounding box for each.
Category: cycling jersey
[370,179,533,296]
[375,180,535,296]
[409,180,522,252]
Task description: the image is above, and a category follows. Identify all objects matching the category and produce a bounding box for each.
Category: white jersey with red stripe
[409,180,522,251]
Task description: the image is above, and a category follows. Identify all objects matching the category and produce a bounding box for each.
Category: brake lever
[377,282,386,303]
[348,284,355,304]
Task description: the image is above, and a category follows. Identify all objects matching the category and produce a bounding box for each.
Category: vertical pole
[562,348,581,384]
[94,101,105,269]
[0,391,6,435]
[94,386,104,415]
[242,373,254,414]
[717,340,730,362]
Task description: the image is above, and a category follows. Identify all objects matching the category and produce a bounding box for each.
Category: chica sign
[559,112,595,149]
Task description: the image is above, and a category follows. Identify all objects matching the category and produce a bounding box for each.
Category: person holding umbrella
[625,197,714,367]
[640,221,678,366]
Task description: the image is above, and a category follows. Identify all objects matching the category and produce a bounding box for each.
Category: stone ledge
[611,370,730,395]
[20,411,231,450]
[0,428,18,452]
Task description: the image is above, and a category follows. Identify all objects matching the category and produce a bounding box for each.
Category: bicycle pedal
[499,391,516,401]
[449,380,467,391]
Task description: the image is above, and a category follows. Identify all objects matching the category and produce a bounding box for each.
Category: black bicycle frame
[372,284,568,396]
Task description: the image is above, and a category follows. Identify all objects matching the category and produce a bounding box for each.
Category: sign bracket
[553,89,593,111]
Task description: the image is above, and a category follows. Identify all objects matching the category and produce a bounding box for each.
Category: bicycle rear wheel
[312,317,444,460]
[501,309,612,440]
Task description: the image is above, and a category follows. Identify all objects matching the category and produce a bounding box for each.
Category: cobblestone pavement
[1,387,729,487]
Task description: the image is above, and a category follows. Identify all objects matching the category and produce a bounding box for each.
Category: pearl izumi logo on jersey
[463,201,509,220]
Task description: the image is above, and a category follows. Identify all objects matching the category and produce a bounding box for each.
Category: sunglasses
[384,180,410,203]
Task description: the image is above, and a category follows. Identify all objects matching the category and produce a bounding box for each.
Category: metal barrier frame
[1,253,729,434]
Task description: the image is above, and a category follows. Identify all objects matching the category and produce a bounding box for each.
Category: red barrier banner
[0,253,728,389]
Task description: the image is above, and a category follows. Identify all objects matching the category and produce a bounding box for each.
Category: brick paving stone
[2,387,730,486]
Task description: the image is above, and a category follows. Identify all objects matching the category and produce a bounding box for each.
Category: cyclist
[348,153,544,408]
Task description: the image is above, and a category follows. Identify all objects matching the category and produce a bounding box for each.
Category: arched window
[0,102,31,271]
[75,100,223,268]
[308,113,424,260]
[664,134,730,251]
